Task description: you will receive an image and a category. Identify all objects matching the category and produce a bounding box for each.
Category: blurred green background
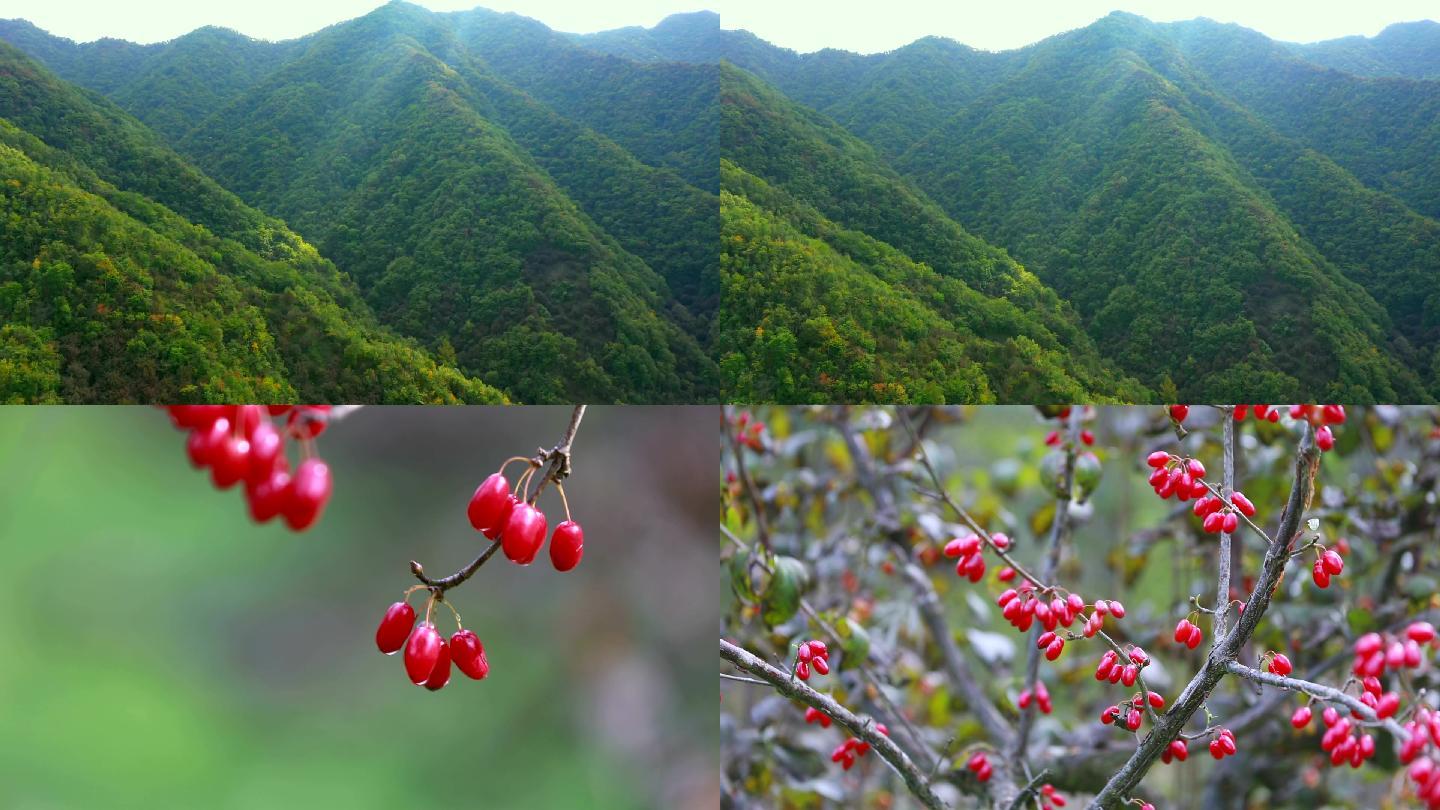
[0,406,718,810]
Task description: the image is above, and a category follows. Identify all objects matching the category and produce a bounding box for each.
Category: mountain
[1288,20,1440,80]
[720,12,1440,402]
[720,63,1145,403]
[569,10,721,63]
[0,42,503,403]
[1,2,718,404]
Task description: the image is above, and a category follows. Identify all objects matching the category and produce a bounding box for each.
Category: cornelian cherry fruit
[467,473,514,537]
[404,622,444,684]
[450,630,489,680]
[550,520,584,572]
[501,502,548,564]
[376,602,416,654]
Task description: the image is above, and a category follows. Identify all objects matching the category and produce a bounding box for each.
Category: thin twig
[1014,409,1080,762]
[720,639,950,810]
[1215,407,1235,646]
[1227,663,1411,741]
[411,405,585,593]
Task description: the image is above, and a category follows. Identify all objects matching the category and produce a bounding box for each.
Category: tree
[721,405,1440,809]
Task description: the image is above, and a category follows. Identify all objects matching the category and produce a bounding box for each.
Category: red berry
[376,601,417,654]
[1316,425,1335,451]
[1292,706,1312,728]
[1408,622,1437,644]
[450,629,489,680]
[1312,559,1331,588]
[423,638,452,691]
[1222,512,1239,533]
[549,520,584,572]
[246,420,284,485]
[283,458,332,531]
[467,473,515,536]
[1269,653,1293,676]
[245,466,291,524]
[186,417,231,468]
[1230,491,1255,517]
[500,502,547,564]
[210,435,251,489]
[1169,405,1189,422]
[797,660,810,680]
[1321,549,1345,575]
[813,656,830,675]
[404,622,443,684]
[170,405,228,430]
[1146,451,1170,468]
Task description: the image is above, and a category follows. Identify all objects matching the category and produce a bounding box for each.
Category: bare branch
[1014,409,1080,762]
[719,638,951,810]
[1215,407,1235,645]
[1226,662,1411,742]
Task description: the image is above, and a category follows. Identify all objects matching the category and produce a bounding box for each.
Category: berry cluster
[1159,738,1189,764]
[166,405,334,531]
[1316,706,1378,768]
[793,640,829,680]
[1353,622,1433,678]
[1036,783,1068,809]
[965,752,994,782]
[1310,546,1346,589]
[1144,452,1209,502]
[1039,405,1096,448]
[1290,405,1347,451]
[803,706,832,728]
[1100,691,1164,732]
[945,532,1007,582]
[1173,617,1204,649]
[732,411,767,452]
[1017,680,1052,714]
[467,464,584,571]
[1193,489,1255,534]
[1232,404,1281,423]
[1167,403,1345,450]
[1207,728,1238,760]
[997,586,1121,641]
[1401,705,1440,806]
[829,723,887,770]
[1094,647,1149,688]
[374,598,488,691]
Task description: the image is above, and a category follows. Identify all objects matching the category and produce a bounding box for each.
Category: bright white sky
[2,0,709,44]
[717,0,1440,53]
[5,0,1435,51]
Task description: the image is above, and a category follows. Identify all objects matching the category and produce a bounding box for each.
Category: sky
[4,0,1435,50]
[716,0,1440,54]
[1,0,706,44]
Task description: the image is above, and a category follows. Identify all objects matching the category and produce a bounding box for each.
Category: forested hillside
[0,43,504,403]
[720,11,1440,402]
[720,64,1144,403]
[0,2,718,403]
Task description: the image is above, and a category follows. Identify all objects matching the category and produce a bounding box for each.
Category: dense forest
[0,43,504,403]
[0,2,718,403]
[720,13,1440,402]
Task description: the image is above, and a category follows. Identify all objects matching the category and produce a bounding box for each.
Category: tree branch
[410,405,585,593]
[1214,408,1235,644]
[1088,423,1321,809]
[720,638,951,810]
[1226,663,1411,741]
[1014,409,1080,762]
[842,414,1017,754]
